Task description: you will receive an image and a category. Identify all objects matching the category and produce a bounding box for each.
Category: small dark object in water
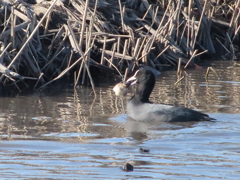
[121,163,134,172]
[139,147,150,153]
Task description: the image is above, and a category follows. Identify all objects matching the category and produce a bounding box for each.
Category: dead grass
[0,0,239,93]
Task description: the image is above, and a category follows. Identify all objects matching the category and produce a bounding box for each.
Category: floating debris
[139,147,150,153]
[121,163,134,172]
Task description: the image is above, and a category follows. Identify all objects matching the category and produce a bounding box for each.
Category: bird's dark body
[126,67,213,122]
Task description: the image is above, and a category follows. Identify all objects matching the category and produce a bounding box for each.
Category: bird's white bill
[126,76,137,86]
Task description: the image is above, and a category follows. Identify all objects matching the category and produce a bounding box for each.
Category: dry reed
[0,0,239,93]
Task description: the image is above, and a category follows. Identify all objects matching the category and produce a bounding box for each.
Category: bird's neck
[134,82,154,103]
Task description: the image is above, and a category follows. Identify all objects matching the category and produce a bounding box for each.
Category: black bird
[126,67,214,122]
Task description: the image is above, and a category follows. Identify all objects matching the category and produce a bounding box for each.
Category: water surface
[0,61,240,179]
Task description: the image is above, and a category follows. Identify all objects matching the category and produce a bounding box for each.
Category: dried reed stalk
[0,0,239,92]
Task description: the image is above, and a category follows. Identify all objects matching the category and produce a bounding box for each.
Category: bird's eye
[137,72,142,76]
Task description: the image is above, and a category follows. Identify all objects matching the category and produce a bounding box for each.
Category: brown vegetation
[0,0,239,93]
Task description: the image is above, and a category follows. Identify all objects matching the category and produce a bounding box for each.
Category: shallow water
[0,61,240,179]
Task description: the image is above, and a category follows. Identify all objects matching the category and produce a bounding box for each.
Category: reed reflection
[1,61,240,142]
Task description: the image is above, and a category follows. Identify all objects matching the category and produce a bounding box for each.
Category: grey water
[0,61,240,179]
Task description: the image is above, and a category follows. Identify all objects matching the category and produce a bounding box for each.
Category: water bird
[125,67,214,122]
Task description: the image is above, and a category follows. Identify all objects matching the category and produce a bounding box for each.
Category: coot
[126,67,213,122]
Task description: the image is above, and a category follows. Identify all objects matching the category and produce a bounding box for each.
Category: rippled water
[0,61,240,179]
